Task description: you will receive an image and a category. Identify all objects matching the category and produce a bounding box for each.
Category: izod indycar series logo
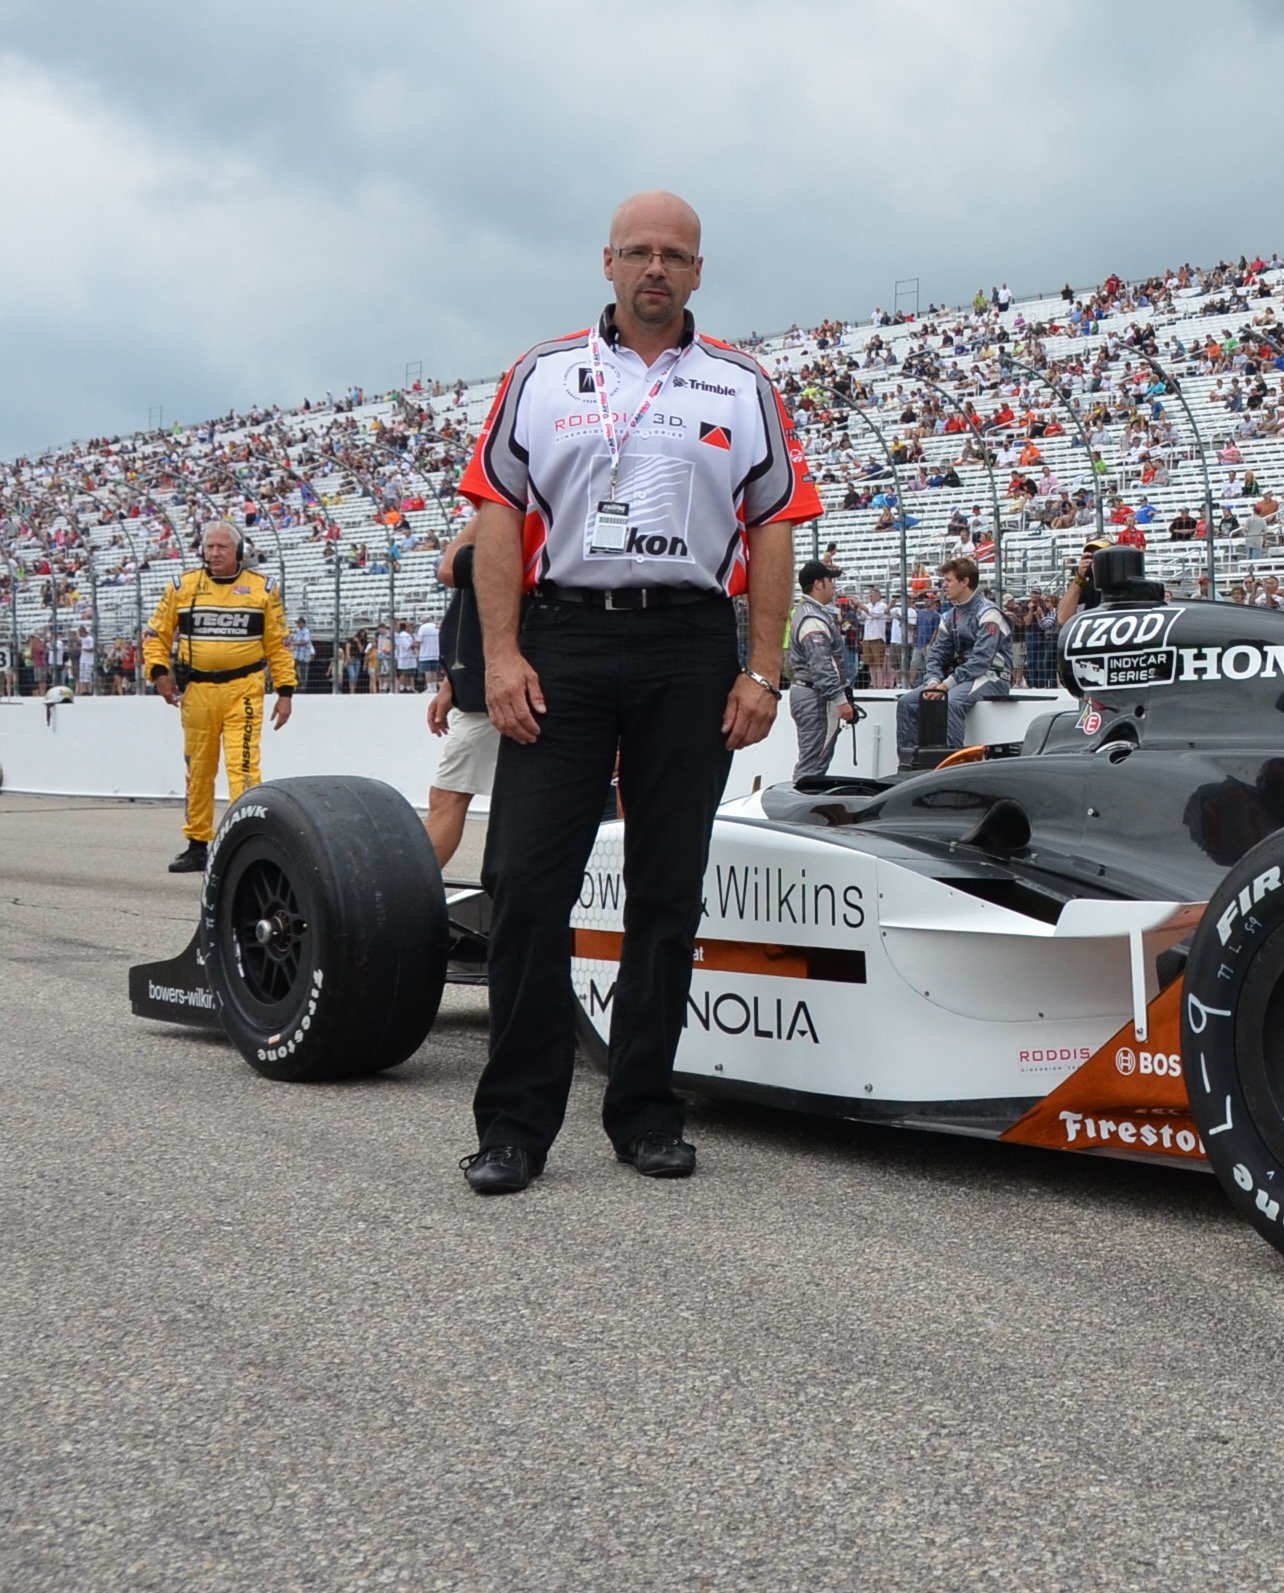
[1061,607,1182,689]
[1064,605,1284,690]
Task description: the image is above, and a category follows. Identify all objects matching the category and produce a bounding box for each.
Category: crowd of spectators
[0,376,485,695]
[5,253,1284,697]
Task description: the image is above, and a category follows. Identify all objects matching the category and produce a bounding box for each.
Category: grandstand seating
[4,253,1283,691]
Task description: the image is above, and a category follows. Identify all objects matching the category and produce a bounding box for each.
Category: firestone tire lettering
[1183,831,1284,1259]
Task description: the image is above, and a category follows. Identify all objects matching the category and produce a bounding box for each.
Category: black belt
[535,582,725,611]
[185,660,266,684]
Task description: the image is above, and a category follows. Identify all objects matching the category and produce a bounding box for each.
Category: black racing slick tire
[199,777,448,1082]
[1183,829,1284,1260]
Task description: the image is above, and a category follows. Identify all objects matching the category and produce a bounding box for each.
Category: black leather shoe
[616,1132,697,1178]
[168,842,208,874]
[460,1146,544,1194]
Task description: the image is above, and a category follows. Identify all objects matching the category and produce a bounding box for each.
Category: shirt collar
[599,304,696,350]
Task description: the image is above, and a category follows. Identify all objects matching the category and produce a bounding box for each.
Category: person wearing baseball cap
[788,561,853,778]
[1057,535,1113,625]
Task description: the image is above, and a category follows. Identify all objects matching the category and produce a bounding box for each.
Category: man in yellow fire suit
[143,522,296,872]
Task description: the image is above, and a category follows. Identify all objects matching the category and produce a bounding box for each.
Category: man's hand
[922,682,947,700]
[427,678,453,737]
[271,695,292,730]
[155,673,179,707]
[837,701,855,723]
[722,672,778,750]
[486,651,546,744]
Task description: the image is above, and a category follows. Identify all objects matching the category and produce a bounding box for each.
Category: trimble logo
[674,377,737,396]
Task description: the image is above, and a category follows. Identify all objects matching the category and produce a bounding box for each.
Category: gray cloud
[0,0,1280,455]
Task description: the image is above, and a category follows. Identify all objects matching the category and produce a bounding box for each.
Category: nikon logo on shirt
[179,609,265,638]
[625,529,690,559]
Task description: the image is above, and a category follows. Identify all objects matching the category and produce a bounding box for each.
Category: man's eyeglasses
[613,246,698,271]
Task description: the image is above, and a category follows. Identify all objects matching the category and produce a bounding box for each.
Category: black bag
[915,692,951,765]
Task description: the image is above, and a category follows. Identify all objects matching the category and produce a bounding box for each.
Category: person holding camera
[1056,536,1113,626]
[143,521,296,873]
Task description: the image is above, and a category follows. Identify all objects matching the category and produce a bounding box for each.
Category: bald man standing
[458,191,823,1192]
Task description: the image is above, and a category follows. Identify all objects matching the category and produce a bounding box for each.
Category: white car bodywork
[572,791,1200,1129]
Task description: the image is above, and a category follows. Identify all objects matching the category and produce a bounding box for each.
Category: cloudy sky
[1,0,1280,458]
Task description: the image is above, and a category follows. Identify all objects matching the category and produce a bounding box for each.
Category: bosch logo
[1116,1045,1181,1077]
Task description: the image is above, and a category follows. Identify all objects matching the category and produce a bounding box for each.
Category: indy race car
[133,548,1284,1263]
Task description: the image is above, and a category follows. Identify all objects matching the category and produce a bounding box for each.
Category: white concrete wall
[0,688,1075,804]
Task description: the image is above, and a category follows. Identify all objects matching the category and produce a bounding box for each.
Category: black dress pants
[475,594,740,1155]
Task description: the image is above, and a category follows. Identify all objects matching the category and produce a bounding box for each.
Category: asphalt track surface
[4,793,1284,1592]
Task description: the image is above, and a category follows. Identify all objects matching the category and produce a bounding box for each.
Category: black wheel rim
[216,839,314,1025]
[1234,922,1284,1164]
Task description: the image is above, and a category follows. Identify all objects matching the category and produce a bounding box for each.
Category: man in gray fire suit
[896,556,1011,765]
[788,559,853,779]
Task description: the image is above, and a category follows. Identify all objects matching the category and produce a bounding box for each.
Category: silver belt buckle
[604,588,645,611]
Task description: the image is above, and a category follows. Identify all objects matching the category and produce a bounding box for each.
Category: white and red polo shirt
[459,308,823,595]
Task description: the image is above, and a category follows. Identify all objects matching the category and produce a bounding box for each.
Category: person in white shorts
[425,523,499,867]
[76,626,96,695]
[416,616,440,691]
[394,620,417,691]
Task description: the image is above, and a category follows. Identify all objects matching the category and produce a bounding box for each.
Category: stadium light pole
[252,446,348,694]
[55,503,99,695]
[0,488,64,691]
[997,349,1105,542]
[900,360,1008,608]
[1247,326,1284,369]
[83,487,153,692]
[811,389,911,686]
[1123,345,1219,599]
[367,433,458,530]
[20,487,74,694]
[34,486,109,696]
[189,474,278,599]
[332,449,400,649]
[137,491,197,573]
[226,467,288,595]
[83,550,100,694]
[3,554,20,694]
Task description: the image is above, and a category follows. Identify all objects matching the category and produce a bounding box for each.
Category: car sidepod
[572,799,1201,1139]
